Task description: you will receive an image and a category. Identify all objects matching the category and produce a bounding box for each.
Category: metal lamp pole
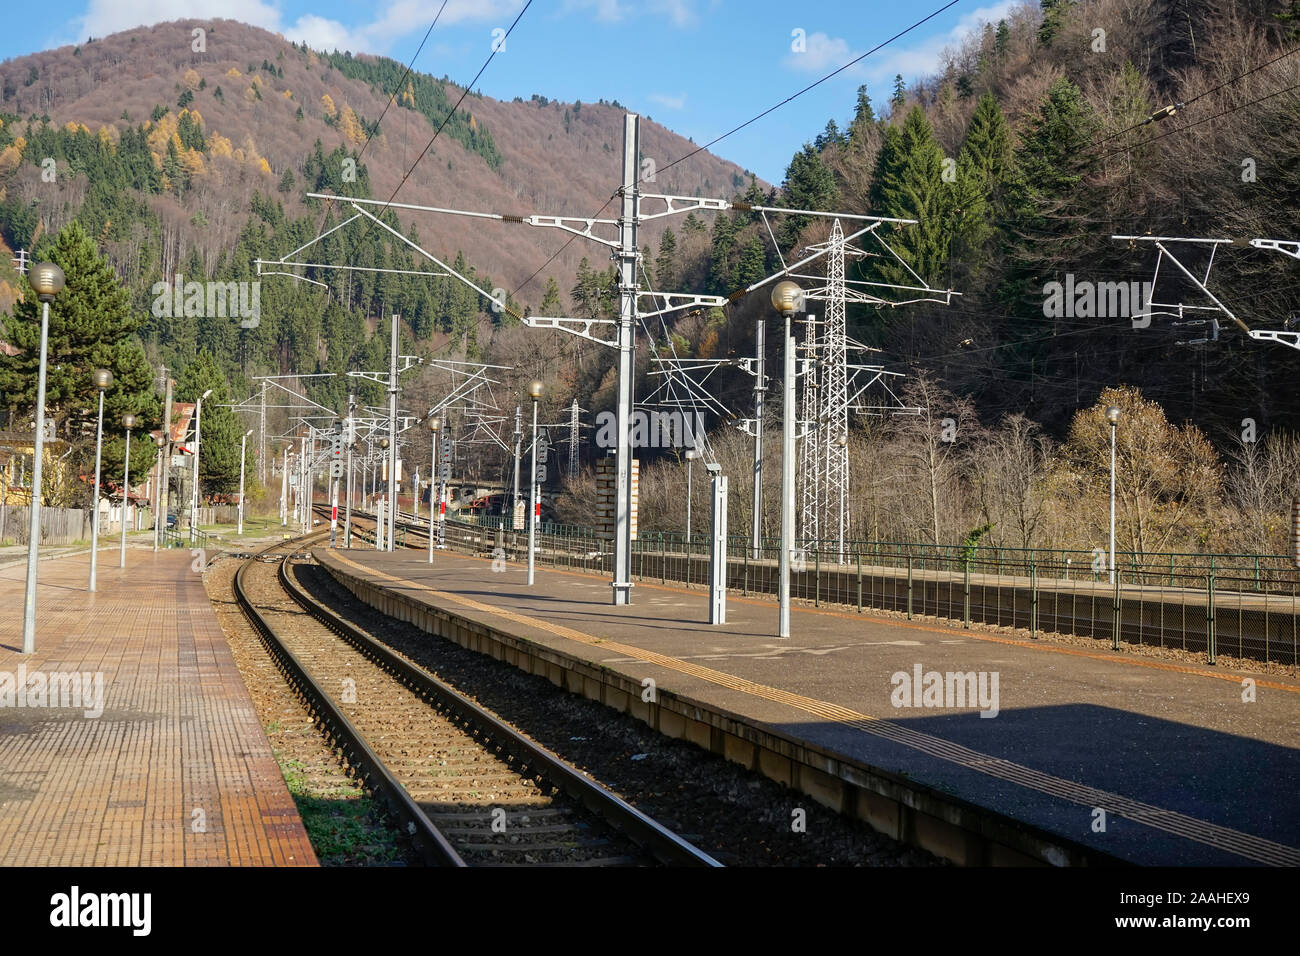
[377,437,390,550]
[1106,405,1121,585]
[190,388,212,542]
[527,381,542,585]
[21,262,65,653]
[152,435,165,552]
[426,416,440,564]
[119,413,136,567]
[238,428,252,536]
[752,317,766,560]
[345,439,357,549]
[386,316,400,551]
[280,443,288,526]
[685,448,698,544]
[771,280,802,639]
[88,368,114,592]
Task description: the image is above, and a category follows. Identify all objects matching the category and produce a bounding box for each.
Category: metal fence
[453,515,1299,668]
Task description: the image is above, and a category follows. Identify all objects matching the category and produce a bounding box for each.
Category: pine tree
[1003,77,1100,315]
[1038,0,1072,47]
[734,238,767,288]
[869,106,954,287]
[655,228,677,288]
[848,85,877,144]
[571,258,600,319]
[176,349,243,495]
[540,277,564,314]
[779,143,838,247]
[953,93,1017,262]
[995,20,1011,58]
[891,74,907,112]
[708,214,736,295]
[0,221,158,440]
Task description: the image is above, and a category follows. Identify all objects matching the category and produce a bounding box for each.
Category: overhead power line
[512,0,969,303]
[347,0,534,268]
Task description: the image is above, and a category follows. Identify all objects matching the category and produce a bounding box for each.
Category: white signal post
[426,415,441,564]
[238,428,253,537]
[119,413,137,568]
[527,381,543,585]
[88,368,114,593]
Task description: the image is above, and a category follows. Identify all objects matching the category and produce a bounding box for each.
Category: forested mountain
[0,18,754,366]
[2,1,1298,558]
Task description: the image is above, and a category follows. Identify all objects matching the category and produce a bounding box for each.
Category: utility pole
[511,405,523,531]
[568,398,580,482]
[752,318,765,559]
[612,112,638,607]
[258,380,268,483]
[387,315,400,550]
[160,372,172,544]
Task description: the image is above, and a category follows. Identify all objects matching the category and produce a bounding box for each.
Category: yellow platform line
[332,551,1300,866]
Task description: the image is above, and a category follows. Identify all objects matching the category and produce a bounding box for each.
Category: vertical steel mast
[612,113,639,607]
[821,220,849,562]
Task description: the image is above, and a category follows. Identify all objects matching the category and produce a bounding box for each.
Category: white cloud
[780,3,1019,85]
[75,0,282,40]
[647,92,686,110]
[69,0,524,56]
[783,31,859,74]
[560,0,700,27]
[862,1,1019,83]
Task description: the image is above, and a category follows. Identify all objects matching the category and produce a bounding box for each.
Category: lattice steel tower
[820,220,850,561]
[798,313,820,546]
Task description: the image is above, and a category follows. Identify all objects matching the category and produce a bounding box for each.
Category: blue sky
[3,0,1019,183]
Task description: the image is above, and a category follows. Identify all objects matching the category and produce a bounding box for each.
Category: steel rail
[294,514,720,867]
[233,530,468,867]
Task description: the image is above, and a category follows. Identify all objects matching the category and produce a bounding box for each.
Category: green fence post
[907,555,914,620]
[963,559,971,628]
[660,531,666,585]
[743,546,749,597]
[1206,572,1217,665]
[856,548,862,613]
[814,547,821,607]
[1112,568,1121,651]
[1030,559,1038,639]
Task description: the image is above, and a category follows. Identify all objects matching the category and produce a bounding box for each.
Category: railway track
[233,528,720,868]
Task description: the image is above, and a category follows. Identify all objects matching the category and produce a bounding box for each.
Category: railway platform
[0,548,316,866]
[316,544,1300,867]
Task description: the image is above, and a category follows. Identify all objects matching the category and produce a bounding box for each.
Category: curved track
[233,528,720,868]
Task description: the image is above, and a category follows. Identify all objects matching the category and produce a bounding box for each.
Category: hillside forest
[1,0,1298,561]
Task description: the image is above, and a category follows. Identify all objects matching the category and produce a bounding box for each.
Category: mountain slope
[0,18,759,305]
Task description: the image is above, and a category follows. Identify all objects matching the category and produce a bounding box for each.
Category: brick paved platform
[0,549,316,866]
[318,545,1300,867]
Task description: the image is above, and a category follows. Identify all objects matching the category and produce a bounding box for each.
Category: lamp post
[152,434,165,552]
[21,262,65,653]
[426,416,441,564]
[377,437,390,550]
[771,280,803,639]
[190,388,213,543]
[238,428,253,536]
[88,368,114,593]
[1106,405,1121,585]
[527,380,543,586]
[280,442,289,526]
[346,439,358,549]
[119,413,136,568]
[684,448,699,544]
